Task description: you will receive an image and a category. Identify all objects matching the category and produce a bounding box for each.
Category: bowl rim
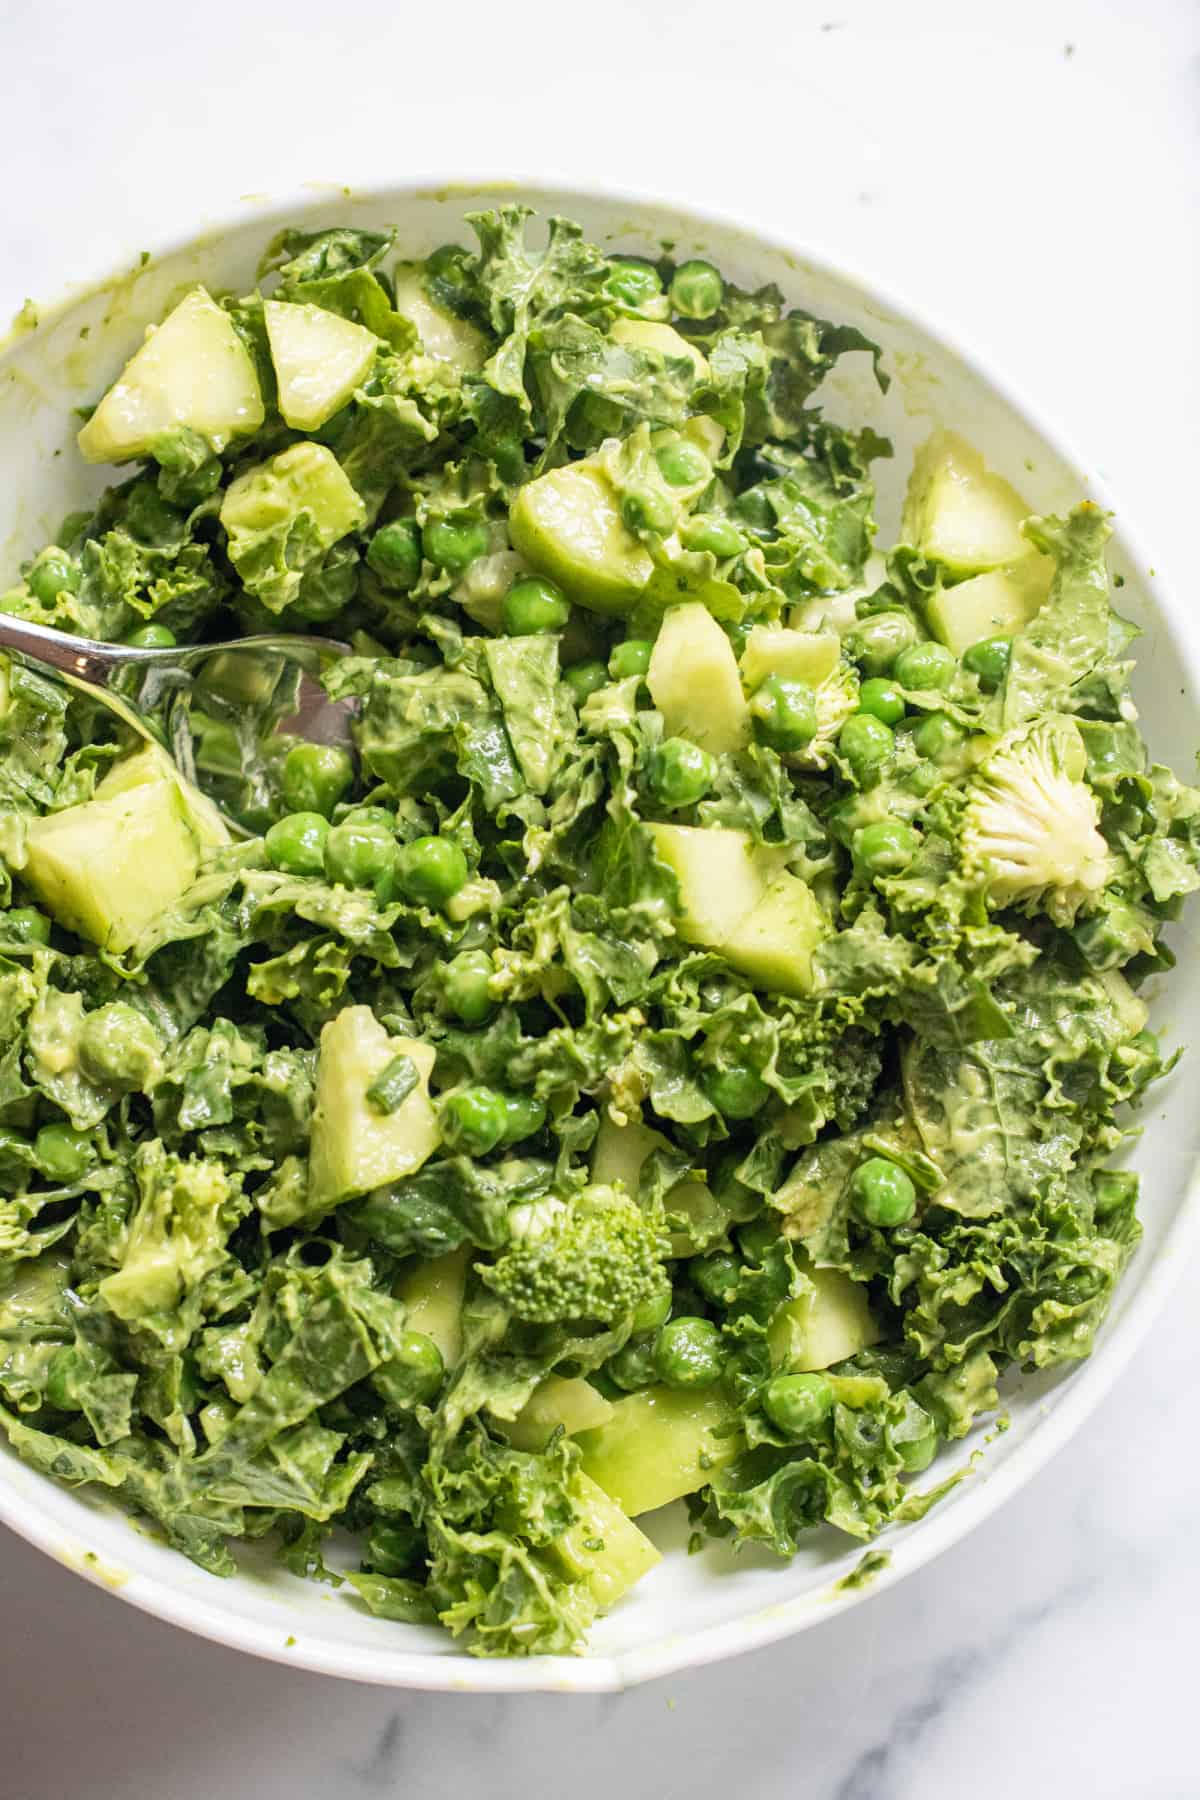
[2,171,1198,1694]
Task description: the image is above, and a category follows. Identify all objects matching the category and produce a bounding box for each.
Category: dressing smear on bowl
[0,208,1195,1657]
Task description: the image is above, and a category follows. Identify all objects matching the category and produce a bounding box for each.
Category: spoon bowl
[0,614,357,831]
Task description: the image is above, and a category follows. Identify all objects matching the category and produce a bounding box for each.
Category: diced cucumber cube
[903,430,1036,574]
[767,1261,881,1371]
[719,872,830,998]
[395,1245,470,1368]
[552,1473,661,1609]
[264,299,379,431]
[307,1007,438,1211]
[78,287,264,464]
[393,265,489,372]
[506,1377,615,1451]
[577,1386,740,1517]
[647,602,749,754]
[740,626,840,692]
[925,558,1053,655]
[610,317,709,380]
[509,460,653,614]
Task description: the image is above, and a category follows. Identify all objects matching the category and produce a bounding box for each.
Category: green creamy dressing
[0,207,1193,1660]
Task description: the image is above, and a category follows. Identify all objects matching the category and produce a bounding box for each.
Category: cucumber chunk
[553,1472,662,1609]
[925,558,1053,655]
[647,602,749,754]
[395,1246,469,1368]
[307,1007,438,1210]
[610,316,709,380]
[264,299,379,431]
[78,287,264,464]
[740,626,840,692]
[509,460,653,614]
[903,430,1037,575]
[506,1376,615,1450]
[649,823,786,946]
[719,873,829,998]
[392,265,489,372]
[24,776,203,953]
[767,1261,881,1370]
[577,1386,740,1516]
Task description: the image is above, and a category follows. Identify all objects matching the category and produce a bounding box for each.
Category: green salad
[0,209,1196,1658]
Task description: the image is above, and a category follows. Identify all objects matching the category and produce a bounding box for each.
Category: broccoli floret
[481,1184,667,1325]
[963,717,1110,924]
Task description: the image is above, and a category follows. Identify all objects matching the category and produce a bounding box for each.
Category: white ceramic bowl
[2,180,1198,1693]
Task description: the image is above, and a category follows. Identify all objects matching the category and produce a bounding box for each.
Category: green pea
[693,1251,743,1307]
[396,835,469,908]
[367,519,422,590]
[845,611,917,675]
[838,712,893,782]
[444,949,496,1024]
[45,1346,84,1412]
[962,634,1012,692]
[654,440,710,488]
[500,1092,547,1144]
[3,907,51,945]
[27,552,80,604]
[423,513,489,574]
[737,1217,779,1264]
[122,623,177,649]
[647,737,716,810]
[341,806,396,832]
[563,659,608,706]
[264,811,330,877]
[894,640,955,691]
[440,1085,510,1155]
[652,1316,724,1389]
[680,515,747,558]
[763,1371,834,1440]
[35,1121,94,1182]
[324,820,400,893]
[281,743,355,819]
[630,1279,673,1335]
[854,819,919,877]
[609,638,653,681]
[78,1003,159,1090]
[606,1339,659,1392]
[750,675,818,753]
[856,677,906,726]
[704,1065,770,1120]
[501,575,570,636]
[604,258,663,309]
[912,712,966,763]
[621,487,675,535]
[671,259,725,319]
[373,1330,445,1407]
[850,1156,917,1227]
[365,1520,423,1576]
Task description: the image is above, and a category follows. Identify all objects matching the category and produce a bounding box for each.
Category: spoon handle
[0,612,133,685]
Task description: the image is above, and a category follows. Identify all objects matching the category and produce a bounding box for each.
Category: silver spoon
[0,614,358,833]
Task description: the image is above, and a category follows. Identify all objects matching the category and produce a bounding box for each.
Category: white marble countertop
[2,2,1198,1794]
